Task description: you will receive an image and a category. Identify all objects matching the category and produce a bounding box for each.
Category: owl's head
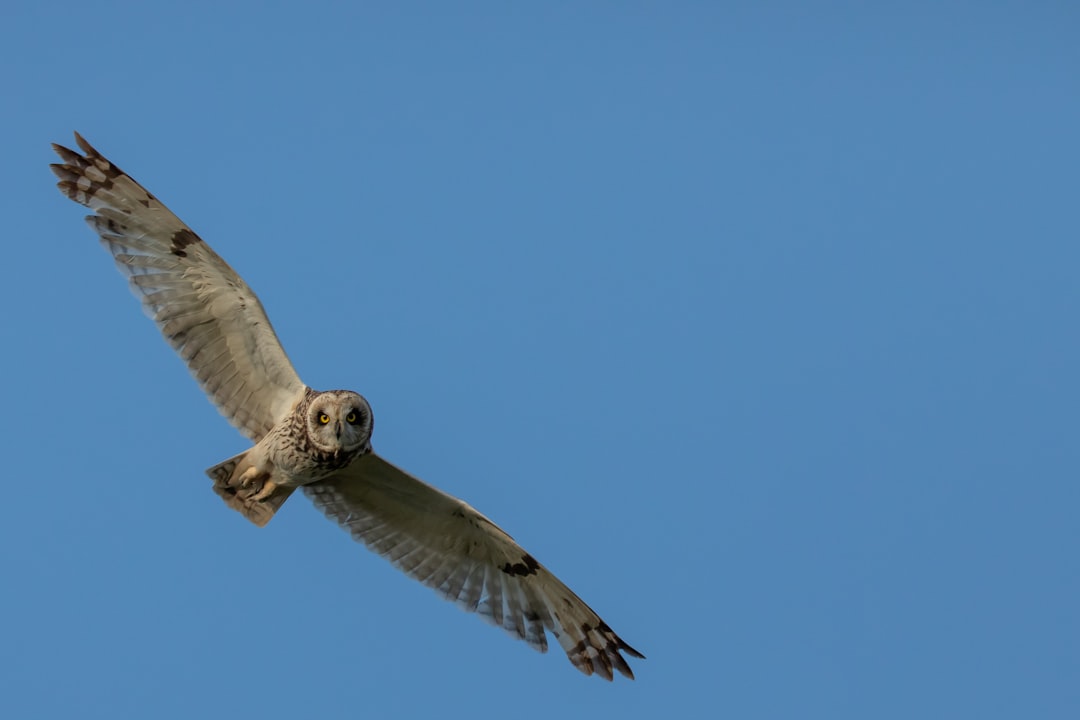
[305,390,374,455]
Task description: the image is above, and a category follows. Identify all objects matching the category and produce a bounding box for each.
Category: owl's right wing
[304,452,644,680]
[51,133,305,441]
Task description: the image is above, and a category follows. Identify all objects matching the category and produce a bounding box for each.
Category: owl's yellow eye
[346,411,358,424]
[318,413,330,425]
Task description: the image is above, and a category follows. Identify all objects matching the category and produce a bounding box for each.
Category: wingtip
[73,131,97,156]
[51,131,87,157]
[51,141,80,165]
[612,636,645,679]
[567,622,644,680]
[621,639,646,660]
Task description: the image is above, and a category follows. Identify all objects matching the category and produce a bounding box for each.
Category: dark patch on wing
[566,621,645,680]
[50,146,118,201]
[170,228,202,258]
[500,553,540,577]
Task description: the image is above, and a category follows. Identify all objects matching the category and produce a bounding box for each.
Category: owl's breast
[261,418,364,487]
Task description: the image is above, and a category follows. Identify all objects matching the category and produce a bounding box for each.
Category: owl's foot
[249,479,280,502]
[237,466,261,489]
[236,467,278,502]
[208,453,295,527]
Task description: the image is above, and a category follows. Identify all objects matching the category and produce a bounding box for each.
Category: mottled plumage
[51,133,643,680]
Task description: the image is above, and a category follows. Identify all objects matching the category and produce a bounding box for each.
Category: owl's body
[209,388,374,526]
[51,133,644,681]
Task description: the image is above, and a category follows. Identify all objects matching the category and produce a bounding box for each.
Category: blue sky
[2,2,1078,717]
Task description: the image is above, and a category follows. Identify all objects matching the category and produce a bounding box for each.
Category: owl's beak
[334,420,342,439]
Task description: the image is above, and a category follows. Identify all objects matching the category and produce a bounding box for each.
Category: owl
[51,133,643,681]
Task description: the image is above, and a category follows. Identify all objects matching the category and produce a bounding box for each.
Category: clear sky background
[2,2,1077,718]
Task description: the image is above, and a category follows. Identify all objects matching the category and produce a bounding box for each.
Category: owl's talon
[250,479,279,502]
[237,466,261,489]
[235,466,276,502]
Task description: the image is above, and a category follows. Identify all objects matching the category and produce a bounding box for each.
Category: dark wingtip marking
[597,619,646,659]
[170,228,202,257]
[566,621,644,680]
[73,131,98,157]
[500,553,540,577]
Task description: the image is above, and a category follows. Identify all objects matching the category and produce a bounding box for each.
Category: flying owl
[51,133,643,681]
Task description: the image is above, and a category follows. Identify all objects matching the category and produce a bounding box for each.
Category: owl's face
[305,390,373,455]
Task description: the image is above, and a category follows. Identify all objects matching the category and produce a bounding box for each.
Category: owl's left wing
[304,453,644,680]
[51,133,305,441]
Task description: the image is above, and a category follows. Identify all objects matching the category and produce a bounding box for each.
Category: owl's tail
[206,451,296,528]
